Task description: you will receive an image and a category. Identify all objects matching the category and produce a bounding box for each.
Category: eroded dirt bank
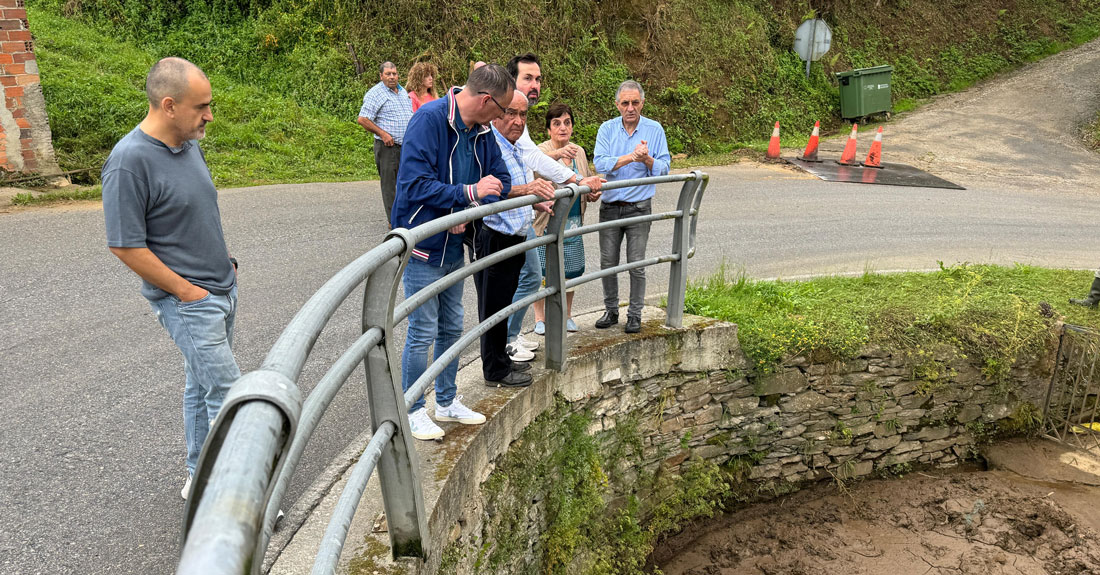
[654,441,1100,575]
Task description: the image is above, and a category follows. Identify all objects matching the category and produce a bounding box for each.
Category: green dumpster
[836,65,892,119]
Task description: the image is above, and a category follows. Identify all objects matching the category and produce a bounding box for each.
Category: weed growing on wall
[479,399,739,575]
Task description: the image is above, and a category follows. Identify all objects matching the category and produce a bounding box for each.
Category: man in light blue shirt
[593,80,671,334]
[357,61,414,222]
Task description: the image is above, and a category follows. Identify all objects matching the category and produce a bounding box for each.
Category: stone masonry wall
[436,322,1051,574]
[0,1,60,175]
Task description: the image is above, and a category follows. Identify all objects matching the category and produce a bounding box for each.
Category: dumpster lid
[835,65,893,78]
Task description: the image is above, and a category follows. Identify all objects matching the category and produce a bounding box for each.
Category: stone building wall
[437,323,1051,574]
[0,1,60,175]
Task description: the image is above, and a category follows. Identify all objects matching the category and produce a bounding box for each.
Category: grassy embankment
[24,4,375,194]
[686,263,1100,375]
[19,0,1100,204]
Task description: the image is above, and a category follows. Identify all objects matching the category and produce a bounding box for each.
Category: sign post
[794,18,832,78]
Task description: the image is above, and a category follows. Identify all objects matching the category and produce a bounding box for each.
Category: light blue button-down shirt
[593,115,671,203]
[484,127,533,236]
[358,82,414,145]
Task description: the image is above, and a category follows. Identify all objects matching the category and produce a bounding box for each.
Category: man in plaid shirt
[357,61,414,222]
[475,90,556,387]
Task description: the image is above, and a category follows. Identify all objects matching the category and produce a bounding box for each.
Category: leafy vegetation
[481,401,730,575]
[28,5,376,187]
[685,263,1099,373]
[26,0,1100,187]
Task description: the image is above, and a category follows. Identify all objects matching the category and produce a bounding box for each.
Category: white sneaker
[181,473,192,501]
[515,334,540,351]
[435,395,486,425]
[408,407,444,440]
[507,343,535,362]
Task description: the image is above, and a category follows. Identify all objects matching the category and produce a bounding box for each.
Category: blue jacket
[391,86,511,266]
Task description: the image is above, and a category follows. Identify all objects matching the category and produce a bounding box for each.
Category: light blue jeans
[507,225,541,341]
[402,258,463,413]
[150,286,241,475]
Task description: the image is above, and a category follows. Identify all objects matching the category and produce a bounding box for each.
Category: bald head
[146,57,207,109]
[493,90,530,144]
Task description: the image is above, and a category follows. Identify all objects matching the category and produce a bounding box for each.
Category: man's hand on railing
[533,200,554,215]
[475,175,503,199]
[526,179,557,200]
[580,176,605,200]
[449,223,467,234]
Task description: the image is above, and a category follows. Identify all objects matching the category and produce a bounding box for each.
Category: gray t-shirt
[102,127,234,301]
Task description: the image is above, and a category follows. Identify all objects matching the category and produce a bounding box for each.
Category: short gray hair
[615,80,645,102]
[146,57,206,108]
[380,61,396,74]
[466,64,516,100]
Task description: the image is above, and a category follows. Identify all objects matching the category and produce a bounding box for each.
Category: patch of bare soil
[654,462,1100,575]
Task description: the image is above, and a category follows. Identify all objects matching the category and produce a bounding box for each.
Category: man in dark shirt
[102,57,237,500]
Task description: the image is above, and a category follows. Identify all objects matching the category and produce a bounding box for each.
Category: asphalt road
[2,38,1099,575]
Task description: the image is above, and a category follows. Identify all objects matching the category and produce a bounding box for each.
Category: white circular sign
[794,19,832,62]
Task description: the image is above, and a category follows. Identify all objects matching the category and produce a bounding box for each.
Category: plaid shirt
[484,127,533,236]
[358,82,414,145]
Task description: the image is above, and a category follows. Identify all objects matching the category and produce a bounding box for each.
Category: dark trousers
[373,140,401,222]
[599,199,652,319]
[474,226,526,380]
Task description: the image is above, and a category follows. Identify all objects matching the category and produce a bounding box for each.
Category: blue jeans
[150,287,241,475]
[507,225,541,341]
[402,258,463,413]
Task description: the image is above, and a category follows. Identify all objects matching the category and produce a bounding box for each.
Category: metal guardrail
[175,171,709,574]
[1041,324,1100,452]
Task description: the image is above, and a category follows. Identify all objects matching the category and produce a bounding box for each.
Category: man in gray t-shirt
[103,57,239,501]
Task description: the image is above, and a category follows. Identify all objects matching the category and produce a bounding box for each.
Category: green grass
[686,263,1100,373]
[29,6,377,188]
[11,186,102,206]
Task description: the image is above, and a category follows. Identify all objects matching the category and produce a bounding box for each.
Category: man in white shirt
[503,53,602,355]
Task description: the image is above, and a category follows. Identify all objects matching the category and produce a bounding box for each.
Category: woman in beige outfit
[532,102,594,333]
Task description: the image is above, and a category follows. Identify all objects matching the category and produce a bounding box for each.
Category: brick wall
[0,0,60,176]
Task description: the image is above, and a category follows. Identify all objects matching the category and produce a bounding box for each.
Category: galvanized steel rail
[176,171,709,574]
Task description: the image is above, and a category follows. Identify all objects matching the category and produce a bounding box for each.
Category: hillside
[27,0,1100,186]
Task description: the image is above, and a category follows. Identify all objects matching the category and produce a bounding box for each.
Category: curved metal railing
[175,171,709,574]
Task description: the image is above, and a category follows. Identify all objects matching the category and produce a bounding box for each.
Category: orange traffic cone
[798,121,822,162]
[861,126,884,168]
[837,123,859,165]
[765,121,781,160]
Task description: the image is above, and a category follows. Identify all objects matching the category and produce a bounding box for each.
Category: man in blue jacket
[391,64,516,441]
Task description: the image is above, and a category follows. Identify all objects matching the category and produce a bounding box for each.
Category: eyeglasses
[478,91,508,114]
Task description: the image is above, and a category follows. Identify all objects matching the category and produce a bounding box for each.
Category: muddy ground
[653,440,1100,575]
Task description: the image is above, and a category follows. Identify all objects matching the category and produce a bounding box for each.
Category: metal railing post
[666,171,702,328]
[360,235,427,558]
[544,184,580,371]
[178,369,301,575]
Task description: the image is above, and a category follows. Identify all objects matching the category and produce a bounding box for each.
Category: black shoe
[486,371,533,388]
[1070,277,1100,308]
[595,310,619,329]
[624,316,642,334]
[511,361,532,373]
